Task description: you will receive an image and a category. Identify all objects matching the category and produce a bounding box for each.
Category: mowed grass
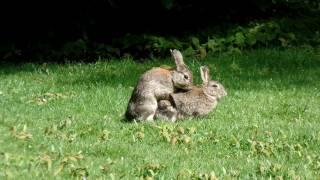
[0,48,320,179]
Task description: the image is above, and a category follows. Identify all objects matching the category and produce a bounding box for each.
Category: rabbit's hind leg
[136,98,158,122]
[156,100,178,122]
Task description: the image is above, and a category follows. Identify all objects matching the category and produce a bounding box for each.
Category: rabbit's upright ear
[200,66,210,84]
[171,49,186,71]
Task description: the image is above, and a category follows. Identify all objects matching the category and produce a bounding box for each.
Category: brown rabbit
[125,49,193,121]
[155,99,178,122]
[156,66,227,121]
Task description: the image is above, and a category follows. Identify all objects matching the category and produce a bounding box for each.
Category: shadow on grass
[1,48,320,90]
[60,49,320,90]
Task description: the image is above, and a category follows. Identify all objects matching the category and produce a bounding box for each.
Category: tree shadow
[1,49,319,91]
[203,48,320,91]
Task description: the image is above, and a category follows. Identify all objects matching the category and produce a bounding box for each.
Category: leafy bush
[1,0,319,62]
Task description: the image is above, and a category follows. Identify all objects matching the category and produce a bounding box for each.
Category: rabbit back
[171,87,218,118]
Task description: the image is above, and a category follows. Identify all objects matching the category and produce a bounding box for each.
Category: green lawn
[1,48,320,179]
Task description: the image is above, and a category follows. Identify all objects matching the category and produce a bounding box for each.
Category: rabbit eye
[184,75,189,79]
[212,84,218,87]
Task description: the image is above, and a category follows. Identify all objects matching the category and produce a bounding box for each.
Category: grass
[0,48,320,179]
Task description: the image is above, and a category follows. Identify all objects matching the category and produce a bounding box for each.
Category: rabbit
[125,49,193,122]
[156,65,227,120]
[155,98,178,122]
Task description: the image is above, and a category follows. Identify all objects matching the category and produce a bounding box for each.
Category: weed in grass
[0,48,319,179]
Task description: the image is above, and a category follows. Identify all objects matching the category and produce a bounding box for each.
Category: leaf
[191,37,200,48]
[177,127,185,134]
[235,32,245,46]
[199,48,207,59]
[287,32,296,40]
[35,98,48,105]
[183,47,195,57]
[161,0,174,10]
[206,39,217,51]
[68,156,79,162]
[246,32,257,46]
[100,165,109,174]
[70,167,88,177]
[40,154,52,170]
[58,117,73,130]
[170,136,178,145]
[135,131,145,140]
[54,164,65,176]
[11,126,33,140]
[279,37,288,47]
[182,135,191,144]
[228,47,242,54]
[187,127,196,134]
[230,135,240,148]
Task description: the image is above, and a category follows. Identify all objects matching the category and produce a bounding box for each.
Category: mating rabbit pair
[156,66,227,122]
[125,49,227,122]
[125,49,193,121]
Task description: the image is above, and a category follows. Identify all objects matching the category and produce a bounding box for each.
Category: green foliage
[159,0,319,12]
[185,19,319,58]
[112,18,319,60]
[161,0,174,10]
[2,18,319,63]
[1,0,319,62]
[202,21,297,54]
[270,0,320,11]
[96,19,319,60]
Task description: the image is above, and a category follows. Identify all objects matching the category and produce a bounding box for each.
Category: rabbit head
[200,66,227,100]
[170,49,193,90]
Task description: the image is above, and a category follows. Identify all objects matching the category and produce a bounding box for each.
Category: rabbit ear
[170,49,186,71]
[200,66,210,84]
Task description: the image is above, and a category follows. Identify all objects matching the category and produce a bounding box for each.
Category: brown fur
[125,49,193,121]
[156,66,227,121]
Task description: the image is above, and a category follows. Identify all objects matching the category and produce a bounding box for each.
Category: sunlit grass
[0,48,319,179]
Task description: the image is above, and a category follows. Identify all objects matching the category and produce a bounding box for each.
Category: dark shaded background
[0,0,318,62]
